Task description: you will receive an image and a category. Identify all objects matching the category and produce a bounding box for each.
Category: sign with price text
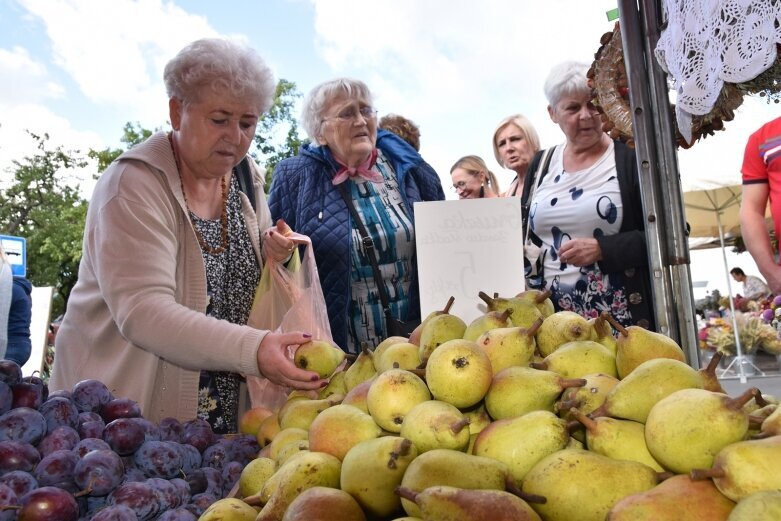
[414,198,525,324]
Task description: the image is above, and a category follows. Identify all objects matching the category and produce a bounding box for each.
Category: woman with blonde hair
[492,114,541,197]
[450,155,501,199]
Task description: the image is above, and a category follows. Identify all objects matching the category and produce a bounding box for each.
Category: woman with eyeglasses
[268,78,445,353]
[450,155,501,199]
[521,61,654,330]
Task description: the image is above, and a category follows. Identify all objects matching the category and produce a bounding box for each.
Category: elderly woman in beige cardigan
[50,38,324,433]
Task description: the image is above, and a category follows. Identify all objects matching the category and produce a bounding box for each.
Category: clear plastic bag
[245,234,333,411]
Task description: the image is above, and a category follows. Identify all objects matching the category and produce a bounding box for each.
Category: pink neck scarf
[331,149,383,185]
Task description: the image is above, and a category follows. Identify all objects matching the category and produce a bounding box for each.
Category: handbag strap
[336,183,394,314]
[234,157,257,211]
[524,146,556,243]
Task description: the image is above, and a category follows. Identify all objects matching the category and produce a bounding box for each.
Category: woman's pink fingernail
[303,333,312,338]
[320,381,328,388]
[311,375,319,382]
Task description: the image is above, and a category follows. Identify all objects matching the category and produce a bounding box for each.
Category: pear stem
[394,486,419,502]
[450,418,471,435]
[526,317,544,337]
[603,312,628,337]
[504,475,547,504]
[569,407,597,433]
[703,350,723,376]
[361,343,372,356]
[565,419,583,435]
[727,387,760,411]
[554,398,581,413]
[589,404,608,419]
[535,289,553,304]
[498,308,513,323]
[243,492,264,506]
[754,391,770,408]
[751,430,773,440]
[344,353,357,363]
[656,471,676,482]
[560,377,588,390]
[442,296,455,314]
[690,467,726,481]
[748,414,765,428]
[478,291,495,309]
[530,361,548,370]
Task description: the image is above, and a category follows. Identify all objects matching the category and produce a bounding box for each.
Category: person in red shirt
[740,116,781,293]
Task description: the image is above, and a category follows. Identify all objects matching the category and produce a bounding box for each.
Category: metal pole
[618,0,700,366]
[716,211,748,382]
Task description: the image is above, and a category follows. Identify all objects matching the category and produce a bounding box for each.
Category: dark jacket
[7,276,32,366]
[268,130,445,350]
[521,141,655,330]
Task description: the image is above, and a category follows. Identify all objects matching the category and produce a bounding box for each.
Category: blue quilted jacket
[268,130,445,351]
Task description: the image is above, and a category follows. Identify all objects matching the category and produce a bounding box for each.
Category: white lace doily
[655,0,781,144]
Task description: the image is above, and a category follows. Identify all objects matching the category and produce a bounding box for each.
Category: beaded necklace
[168,132,229,255]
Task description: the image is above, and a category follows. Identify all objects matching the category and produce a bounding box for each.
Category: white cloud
[0,46,64,103]
[18,0,219,124]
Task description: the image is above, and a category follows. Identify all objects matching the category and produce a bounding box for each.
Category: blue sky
[1,0,779,295]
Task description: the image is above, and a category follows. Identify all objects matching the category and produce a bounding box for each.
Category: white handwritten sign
[414,198,526,324]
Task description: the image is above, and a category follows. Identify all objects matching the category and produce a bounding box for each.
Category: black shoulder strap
[234,157,256,210]
[335,183,393,313]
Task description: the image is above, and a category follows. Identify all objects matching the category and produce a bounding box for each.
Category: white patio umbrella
[683,184,771,382]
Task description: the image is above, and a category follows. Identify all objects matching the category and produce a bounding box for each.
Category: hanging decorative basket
[588,23,777,149]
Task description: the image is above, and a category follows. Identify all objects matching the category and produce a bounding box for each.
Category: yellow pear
[590,311,618,355]
[266,427,309,461]
[690,436,781,502]
[515,288,555,317]
[535,310,593,357]
[604,314,685,378]
[484,366,586,420]
[318,370,347,399]
[478,290,544,329]
[591,358,704,423]
[238,456,277,498]
[308,404,381,460]
[395,485,542,521]
[726,490,781,521]
[472,410,570,483]
[341,377,375,414]
[373,336,410,366]
[340,436,419,519]
[400,400,471,453]
[256,412,281,447]
[569,407,664,471]
[418,313,467,362]
[252,451,342,521]
[343,343,377,391]
[521,449,659,521]
[460,402,492,435]
[646,388,757,474]
[425,339,493,409]
[376,342,422,373]
[476,320,542,375]
[399,449,511,518]
[607,474,736,521]
[199,498,258,521]
[281,486,366,521]
[531,340,617,378]
[366,368,431,433]
[409,296,456,346]
[278,394,344,431]
[555,372,619,419]
[463,309,512,341]
[294,339,346,378]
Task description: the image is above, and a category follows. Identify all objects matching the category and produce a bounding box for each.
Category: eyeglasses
[451,181,467,193]
[323,105,378,124]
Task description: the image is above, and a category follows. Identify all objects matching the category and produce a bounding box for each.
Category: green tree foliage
[254,79,304,190]
[0,132,88,317]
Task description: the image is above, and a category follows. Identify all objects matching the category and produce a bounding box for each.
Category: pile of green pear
[202,291,781,521]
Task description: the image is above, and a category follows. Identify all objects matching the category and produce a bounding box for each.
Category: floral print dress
[529,141,633,326]
[190,175,260,434]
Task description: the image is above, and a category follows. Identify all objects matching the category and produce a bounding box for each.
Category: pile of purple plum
[0,360,259,520]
